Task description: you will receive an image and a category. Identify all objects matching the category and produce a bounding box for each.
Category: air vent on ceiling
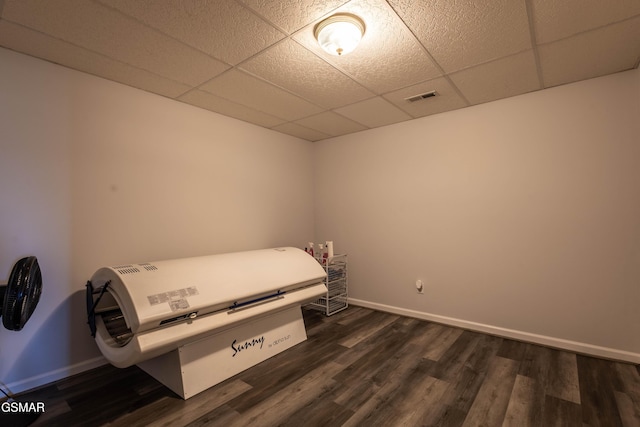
[405,90,437,103]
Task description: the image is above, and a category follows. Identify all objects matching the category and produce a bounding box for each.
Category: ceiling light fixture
[314,13,365,56]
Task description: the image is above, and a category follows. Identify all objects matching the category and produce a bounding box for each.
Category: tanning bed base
[138,305,305,399]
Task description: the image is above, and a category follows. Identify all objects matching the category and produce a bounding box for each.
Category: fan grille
[2,256,42,331]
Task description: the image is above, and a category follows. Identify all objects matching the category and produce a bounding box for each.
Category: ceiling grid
[0,0,638,141]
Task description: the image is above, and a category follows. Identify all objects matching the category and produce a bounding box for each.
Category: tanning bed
[86,247,326,399]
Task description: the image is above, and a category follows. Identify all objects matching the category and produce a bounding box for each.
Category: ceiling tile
[0,20,192,98]
[179,89,286,128]
[271,122,331,141]
[1,0,638,143]
[99,0,285,65]
[239,0,349,34]
[384,77,468,118]
[199,69,323,121]
[334,96,411,128]
[532,0,640,44]
[389,0,531,73]
[240,38,374,109]
[294,0,441,94]
[539,17,640,88]
[449,50,541,106]
[294,111,367,136]
[1,0,229,85]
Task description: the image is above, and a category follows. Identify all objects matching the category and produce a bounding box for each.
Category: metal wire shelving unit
[307,254,348,316]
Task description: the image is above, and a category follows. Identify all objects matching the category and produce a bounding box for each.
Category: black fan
[0,256,42,331]
[0,256,43,427]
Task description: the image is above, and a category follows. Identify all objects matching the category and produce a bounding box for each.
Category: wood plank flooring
[11,306,640,427]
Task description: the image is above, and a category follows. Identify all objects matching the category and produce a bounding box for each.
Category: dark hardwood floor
[11,306,640,426]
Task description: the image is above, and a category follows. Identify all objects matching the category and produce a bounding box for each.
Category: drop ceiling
[1,0,638,141]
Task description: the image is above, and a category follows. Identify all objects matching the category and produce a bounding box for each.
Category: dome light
[314,13,365,56]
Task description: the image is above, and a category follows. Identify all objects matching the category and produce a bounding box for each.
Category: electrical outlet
[416,279,424,294]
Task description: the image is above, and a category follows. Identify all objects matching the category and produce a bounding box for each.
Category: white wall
[0,47,315,393]
[1,45,638,396]
[314,68,640,362]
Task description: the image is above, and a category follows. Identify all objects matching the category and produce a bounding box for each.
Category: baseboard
[348,298,640,364]
[5,356,107,396]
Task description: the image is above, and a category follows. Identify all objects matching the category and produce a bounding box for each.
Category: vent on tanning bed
[114,265,140,275]
[405,90,437,103]
[139,263,158,271]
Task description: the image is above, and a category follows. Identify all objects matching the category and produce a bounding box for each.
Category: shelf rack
[307,254,348,316]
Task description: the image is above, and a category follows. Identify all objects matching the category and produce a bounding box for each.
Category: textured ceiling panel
[99,0,286,65]
[449,51,541,105]
[389,0,532,73]
[384,77,468,118]
[271,122,331,141]
[1,0,230,86]
[334,96,411,128]
[1,0,638,141]
[239,0,349,34]
[532,0,640,44]
[294,0,441,93]
[240,38,374,109]
[0,20,192,98]
[539,17,640,88]
[294,111,367,136]
[199,69,323,121]
[178,89,286,128]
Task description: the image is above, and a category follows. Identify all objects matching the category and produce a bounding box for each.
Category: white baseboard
[5,356,107,396]
[348,298,640,364]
